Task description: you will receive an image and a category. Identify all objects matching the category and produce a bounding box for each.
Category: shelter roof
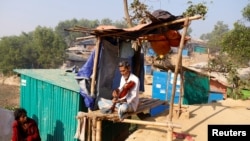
[14,69,80,92]
[65,15,202,40]
[185,63,250,87]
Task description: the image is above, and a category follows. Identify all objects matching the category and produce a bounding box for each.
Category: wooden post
[88,37,101,141]
[96,119,102,141]
[167,17,190,141]
[122,119,181,128]
[177,56,184,118]
[90,36,101,97]
[92,117,97,141]
[87,118,92,141]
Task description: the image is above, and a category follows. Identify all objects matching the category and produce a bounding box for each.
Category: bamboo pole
[92,117,97,141]
[122,119,181,128]
[90,36,101,97]
[180,70,185,114]
[76,35,96,41]
[145,15,201,31]
[96,120,102,141]
[87,118,91,141]
[177,55,184,118]
[167,17,190,141]
[88,36,100,141]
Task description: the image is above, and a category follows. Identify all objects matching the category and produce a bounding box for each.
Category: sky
[0,0,249,39]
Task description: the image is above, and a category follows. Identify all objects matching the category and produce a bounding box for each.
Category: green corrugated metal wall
[194,46,207,53]
[15,69,86,141]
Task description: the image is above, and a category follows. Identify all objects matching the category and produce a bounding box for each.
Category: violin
[109,81,135,113]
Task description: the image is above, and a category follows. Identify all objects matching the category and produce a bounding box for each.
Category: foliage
[55,18,100,46]
[113,20,128,28]
[183,1,210,19]
[0,27,67,75]
[100,18,113,25]
[207,53,233,73]
[0,35,32,75]
[242,3,250,21]
[227,67,250,100]
[33,26,67,68]
[203,21,229,53]
[129,0,149,24]
[221,22,250,66]
[221,22,250,99]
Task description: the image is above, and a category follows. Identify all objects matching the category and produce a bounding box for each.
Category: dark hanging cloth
[93,39,145,110]
[150,9,184,31]
[96,39,120,100]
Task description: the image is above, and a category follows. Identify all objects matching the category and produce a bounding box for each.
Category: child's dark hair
[14,108,27,120]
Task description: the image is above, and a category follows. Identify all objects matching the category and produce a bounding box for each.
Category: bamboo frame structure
[71,15,202,141]
[167,17,190,141]
[76,111,182,141]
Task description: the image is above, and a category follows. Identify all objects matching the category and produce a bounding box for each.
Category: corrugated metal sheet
[194,46,207,53]
[14,69,80,92]
[14,69,86,141]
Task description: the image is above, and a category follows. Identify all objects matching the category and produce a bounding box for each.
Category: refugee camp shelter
[66,10,202,141]
[14,69,86,141]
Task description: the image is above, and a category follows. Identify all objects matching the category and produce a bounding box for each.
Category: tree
[18,32,39,69]
[123,0,133,27]
[55,18,101,46]
[242,3,250,21]
[100,18,113,25]
[33,26,67,68]
[206,21,229,53]
[182,1,209,19]
[0,36,21,74]
[221,22,250,66]
[113,20,128,28]
[129,0,149,25]
[123,0,149,27]
[219,3,250,67]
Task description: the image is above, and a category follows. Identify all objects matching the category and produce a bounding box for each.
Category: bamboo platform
[77,97,167,121]
[74,97,182,141]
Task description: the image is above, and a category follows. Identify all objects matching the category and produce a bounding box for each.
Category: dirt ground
[0,84,20,109]
[0,75,20,109]
[126,84,250,141]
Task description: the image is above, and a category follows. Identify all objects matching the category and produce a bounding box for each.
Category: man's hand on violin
[112,89,119,98]
[112,98,126,103]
